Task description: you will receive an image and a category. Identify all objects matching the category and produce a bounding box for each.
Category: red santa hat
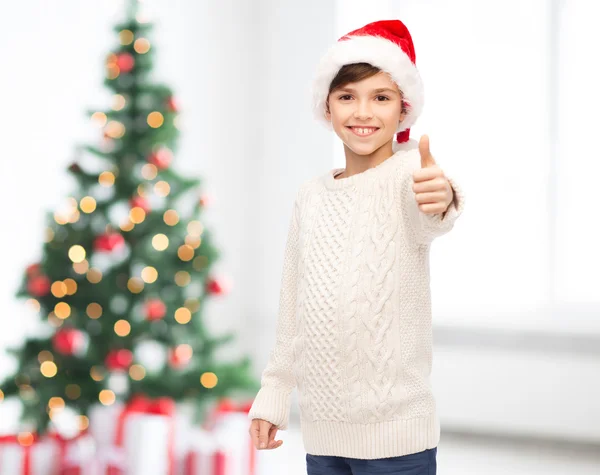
[312,19,424,143]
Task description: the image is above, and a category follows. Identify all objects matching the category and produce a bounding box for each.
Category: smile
[346,126,379,137]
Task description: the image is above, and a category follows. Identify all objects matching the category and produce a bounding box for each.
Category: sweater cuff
[247,387,292,430]
[417,175,465,244]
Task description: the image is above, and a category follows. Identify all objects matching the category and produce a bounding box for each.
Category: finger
[258,420,271,449]
[413,177,447,193]
[413,166,443,183]
[249,420,260,450]
[415,191,446,204]
[267,426,283,449]
[418,202,447,215]
[419,134,437,168]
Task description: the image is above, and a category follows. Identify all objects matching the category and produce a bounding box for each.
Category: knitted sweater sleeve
[400,166,466,246]
[247,190,302,430]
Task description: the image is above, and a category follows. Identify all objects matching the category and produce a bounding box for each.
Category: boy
[248,19,465,474]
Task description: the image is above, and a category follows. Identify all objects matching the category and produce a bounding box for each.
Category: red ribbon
[110,394,176,475]
[47,429,89,475]
[0,433,38,475]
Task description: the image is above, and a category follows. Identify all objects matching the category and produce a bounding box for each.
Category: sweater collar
[323,139,418,190]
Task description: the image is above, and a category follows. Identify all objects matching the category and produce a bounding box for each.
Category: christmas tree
[0,0,258,434]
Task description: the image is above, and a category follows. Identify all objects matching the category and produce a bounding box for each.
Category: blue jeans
[306,447,437,475]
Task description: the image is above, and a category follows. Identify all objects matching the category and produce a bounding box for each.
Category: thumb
[258,420,271,449]
[419,134,436,168]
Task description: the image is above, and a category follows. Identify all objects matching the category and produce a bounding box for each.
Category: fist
[249,418,284,450]
[412,135,454,215]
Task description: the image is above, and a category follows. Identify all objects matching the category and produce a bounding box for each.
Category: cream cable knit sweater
[248,139,465,459]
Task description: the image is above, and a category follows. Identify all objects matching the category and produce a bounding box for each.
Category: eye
[338,94,352,100]
[375,95,390,101]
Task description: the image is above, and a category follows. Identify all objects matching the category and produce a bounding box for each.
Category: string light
[129,364,146,381]
[44,227,55,243]
[80,196,97,213]
[147,111,164,128]
[86,302,103,319]
[200,372,218,389]
[17,433,34,447]
[185,235,201,249]
[41,361,58,378]
[73,260,90,274]
[26,299,41,312]
[68,245,86,263]
[152,234,169,251]
[87,268,103,284]
[141,164,158,180]
[99,171,116,187]
[120,220,135,232]
[79,415,89,430]
[141,266,158,283]
[64,278,78,295]
[174,307,191,324]
[134,38,151,54]
[187,221,203,236]
[112,94,126,111]
[54,302,71,320]
[38,351,53,363]
[177,245,194,262]
[127,277,144,294]
[91,112,107,127]
[163,210,179,226]
[175,271,191,287]
[184,299,200,313]
[119,29,134,45]
[129,207,146,224]
[90,366,105,381]
[154,181,170,197]
[99,389,116,406]
[114,319,131,337]
[105,120,126,139]
[51,281,68,298]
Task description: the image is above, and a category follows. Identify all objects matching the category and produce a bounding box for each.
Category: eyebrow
[337,87,399,95]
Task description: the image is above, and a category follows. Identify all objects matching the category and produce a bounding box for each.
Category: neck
[338,140,395,179]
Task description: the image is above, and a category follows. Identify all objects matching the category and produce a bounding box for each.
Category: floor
[255,421,600,475]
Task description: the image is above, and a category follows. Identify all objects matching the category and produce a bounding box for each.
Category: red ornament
[199,193,212,208]
[130,196,150,213]
[116,53,135,73]
[105,349,133,371]
[53,328,86,356]
[166,96,178,113]
[94,232,125,252]
[168,346,192,369]
[145,298,167,321]
[26,263,41,277]
[27,275,51,297]
[206,276,229,296]
[147,147,173,170]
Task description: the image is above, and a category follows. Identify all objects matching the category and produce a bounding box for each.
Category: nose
[353,100,373,120]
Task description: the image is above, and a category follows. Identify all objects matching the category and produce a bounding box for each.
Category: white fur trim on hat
[311,35,424,133]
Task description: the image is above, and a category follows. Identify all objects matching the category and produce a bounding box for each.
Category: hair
[326,62,407,115]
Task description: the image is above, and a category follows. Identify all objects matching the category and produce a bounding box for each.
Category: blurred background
[0,0,599,474]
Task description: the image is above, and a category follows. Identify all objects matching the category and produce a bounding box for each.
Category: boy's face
[326,71,406,157]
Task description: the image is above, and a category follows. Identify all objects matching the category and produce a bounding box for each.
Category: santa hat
[312,19,424,143]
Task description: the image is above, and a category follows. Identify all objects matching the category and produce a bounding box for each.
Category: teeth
[352,127,377,135]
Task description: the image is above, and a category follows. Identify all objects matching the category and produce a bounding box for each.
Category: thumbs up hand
[412,135,454,215]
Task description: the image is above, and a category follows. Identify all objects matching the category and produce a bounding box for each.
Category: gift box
[183,427,228,475]
[196,399,256,475]
[89,395,176,475]
[0,434,58,475]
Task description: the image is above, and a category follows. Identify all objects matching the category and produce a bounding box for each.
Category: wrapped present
[183,427,228,475]
[90,394,176,475]
[0,433,57,475]
[48,431,97,475]
[200,399,256,475]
